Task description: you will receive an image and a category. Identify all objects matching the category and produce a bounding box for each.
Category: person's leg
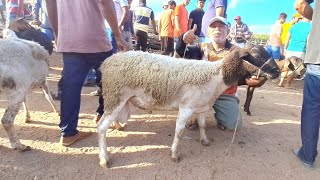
[88,51,113,117]
[167,37,174,56]
[213,94,242,131]
[140,31,148,52]
[59,53,91,137]
[271,45,281,61]
[298,64,320,166]
[134,30,141,51]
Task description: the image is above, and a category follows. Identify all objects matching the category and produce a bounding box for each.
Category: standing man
[106,0,129,53]
[6,0,24,27]
[45,0,128,146]
[32,0,54,41]
[122,0,135,50]
[158,0,175,55]
[174,0,189,38]
[294,0,320,169]
[132,0,157,52]
[266,13,287,61]
[201,0,227,38]
[281,13,302,48]
[229,16,251,48]
[188,0,205,37]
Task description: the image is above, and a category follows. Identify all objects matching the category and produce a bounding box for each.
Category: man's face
[208,21,229,44]
[198,1,205,9]
[183,0,190,6]
[235,19,241,25]
[169,4,176,9]
[128,0,132,8]
[279,17,287,24]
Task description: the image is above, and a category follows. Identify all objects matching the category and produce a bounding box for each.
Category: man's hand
[245,76,267,87]
[114,35,129,51]
[183,24,197,44]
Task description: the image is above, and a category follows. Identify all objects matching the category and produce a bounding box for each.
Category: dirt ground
[1,52,320,180]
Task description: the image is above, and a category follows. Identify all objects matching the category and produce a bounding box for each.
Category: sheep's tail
[42,81,59,114]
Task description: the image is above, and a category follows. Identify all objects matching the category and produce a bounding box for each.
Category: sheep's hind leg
[22,98,31,123]
[197,114,210,146]
[2,92,31,151]
[98,101,129,168]
[114,102,130,130]
[42,81,58,114]
[171,108,194,163]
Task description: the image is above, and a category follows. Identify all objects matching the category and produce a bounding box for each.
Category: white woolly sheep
[0,34,57,151]
[97,49,279,167]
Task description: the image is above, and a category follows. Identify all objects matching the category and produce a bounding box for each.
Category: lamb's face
[249,46,280,79]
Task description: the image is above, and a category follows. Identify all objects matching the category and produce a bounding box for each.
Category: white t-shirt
[105,0,129,28]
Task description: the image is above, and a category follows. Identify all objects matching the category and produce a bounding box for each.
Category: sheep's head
[222,47,280,85]
[247,45,280,79]
[287,56,306,76]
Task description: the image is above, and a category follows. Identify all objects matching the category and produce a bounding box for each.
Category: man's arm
[118,6,129,29]
[216,6,225,16]
[18,0,24,17]
[32,0,41,26]
[99,0,128,50]
[284,32,291,55]
[175,16,181,34]
[150,11,157,35]
[295,0,313,20]
[45,0,58,38]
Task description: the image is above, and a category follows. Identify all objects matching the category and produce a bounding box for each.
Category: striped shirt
[133,5,154,33]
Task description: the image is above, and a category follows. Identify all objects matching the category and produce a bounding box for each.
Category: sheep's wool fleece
[101,51,222,113]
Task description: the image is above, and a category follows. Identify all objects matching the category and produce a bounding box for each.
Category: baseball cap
[208,16,228,27]
[293,13,302,19]
[234,16,241,20]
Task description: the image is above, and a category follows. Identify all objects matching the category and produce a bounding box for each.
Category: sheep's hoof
[171,155,181,163]
[99,159,111,168]
[25,115,31,123]
[115,122,126,131]
[246,111,252,116]
[14,144,31,152]
[201,139,210,146]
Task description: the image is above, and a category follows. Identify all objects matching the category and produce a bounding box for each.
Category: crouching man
[176,16,265,131]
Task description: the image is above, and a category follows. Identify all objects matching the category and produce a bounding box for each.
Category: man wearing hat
[229,15,251,48]
[281,13,302,48]
[175,16,266,131]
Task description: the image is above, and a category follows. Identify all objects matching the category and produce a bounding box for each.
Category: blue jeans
[59,51,112,137]
[40,28,55,41]
[298,64,320,165]
[266,45,281,60]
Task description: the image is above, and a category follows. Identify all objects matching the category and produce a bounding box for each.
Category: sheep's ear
[239,48,251,59]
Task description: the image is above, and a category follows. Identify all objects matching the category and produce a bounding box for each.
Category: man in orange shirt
[158,0,175,55]
[174,0,190,37]
[173,0,189,57]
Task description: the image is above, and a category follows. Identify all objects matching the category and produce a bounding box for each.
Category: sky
[132,0,302,34]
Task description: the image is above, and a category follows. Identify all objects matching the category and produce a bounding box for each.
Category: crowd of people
[0,0,319,170]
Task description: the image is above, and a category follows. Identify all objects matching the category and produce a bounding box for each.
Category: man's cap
[234,16,241,20]
[208,16,229,27]
[293,13,302,19]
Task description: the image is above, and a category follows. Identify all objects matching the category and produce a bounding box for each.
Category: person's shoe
[217,123,235,132]
[90,88,102,96]
[293,148,315,170]
[59,131,92,146]
[94,114,102,124]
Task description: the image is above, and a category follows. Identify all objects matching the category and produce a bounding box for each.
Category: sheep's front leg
[22,99,31,123]
[171,108,194,162]
[244,86,255,116]
[197,114,210,146]
[2,93,31,151]
[98,102,129,167]
[98,113,114,168]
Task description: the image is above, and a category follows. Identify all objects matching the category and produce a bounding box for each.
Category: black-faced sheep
[0,34,57,151]
[97,48,280,167]
[241,55,305,116]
